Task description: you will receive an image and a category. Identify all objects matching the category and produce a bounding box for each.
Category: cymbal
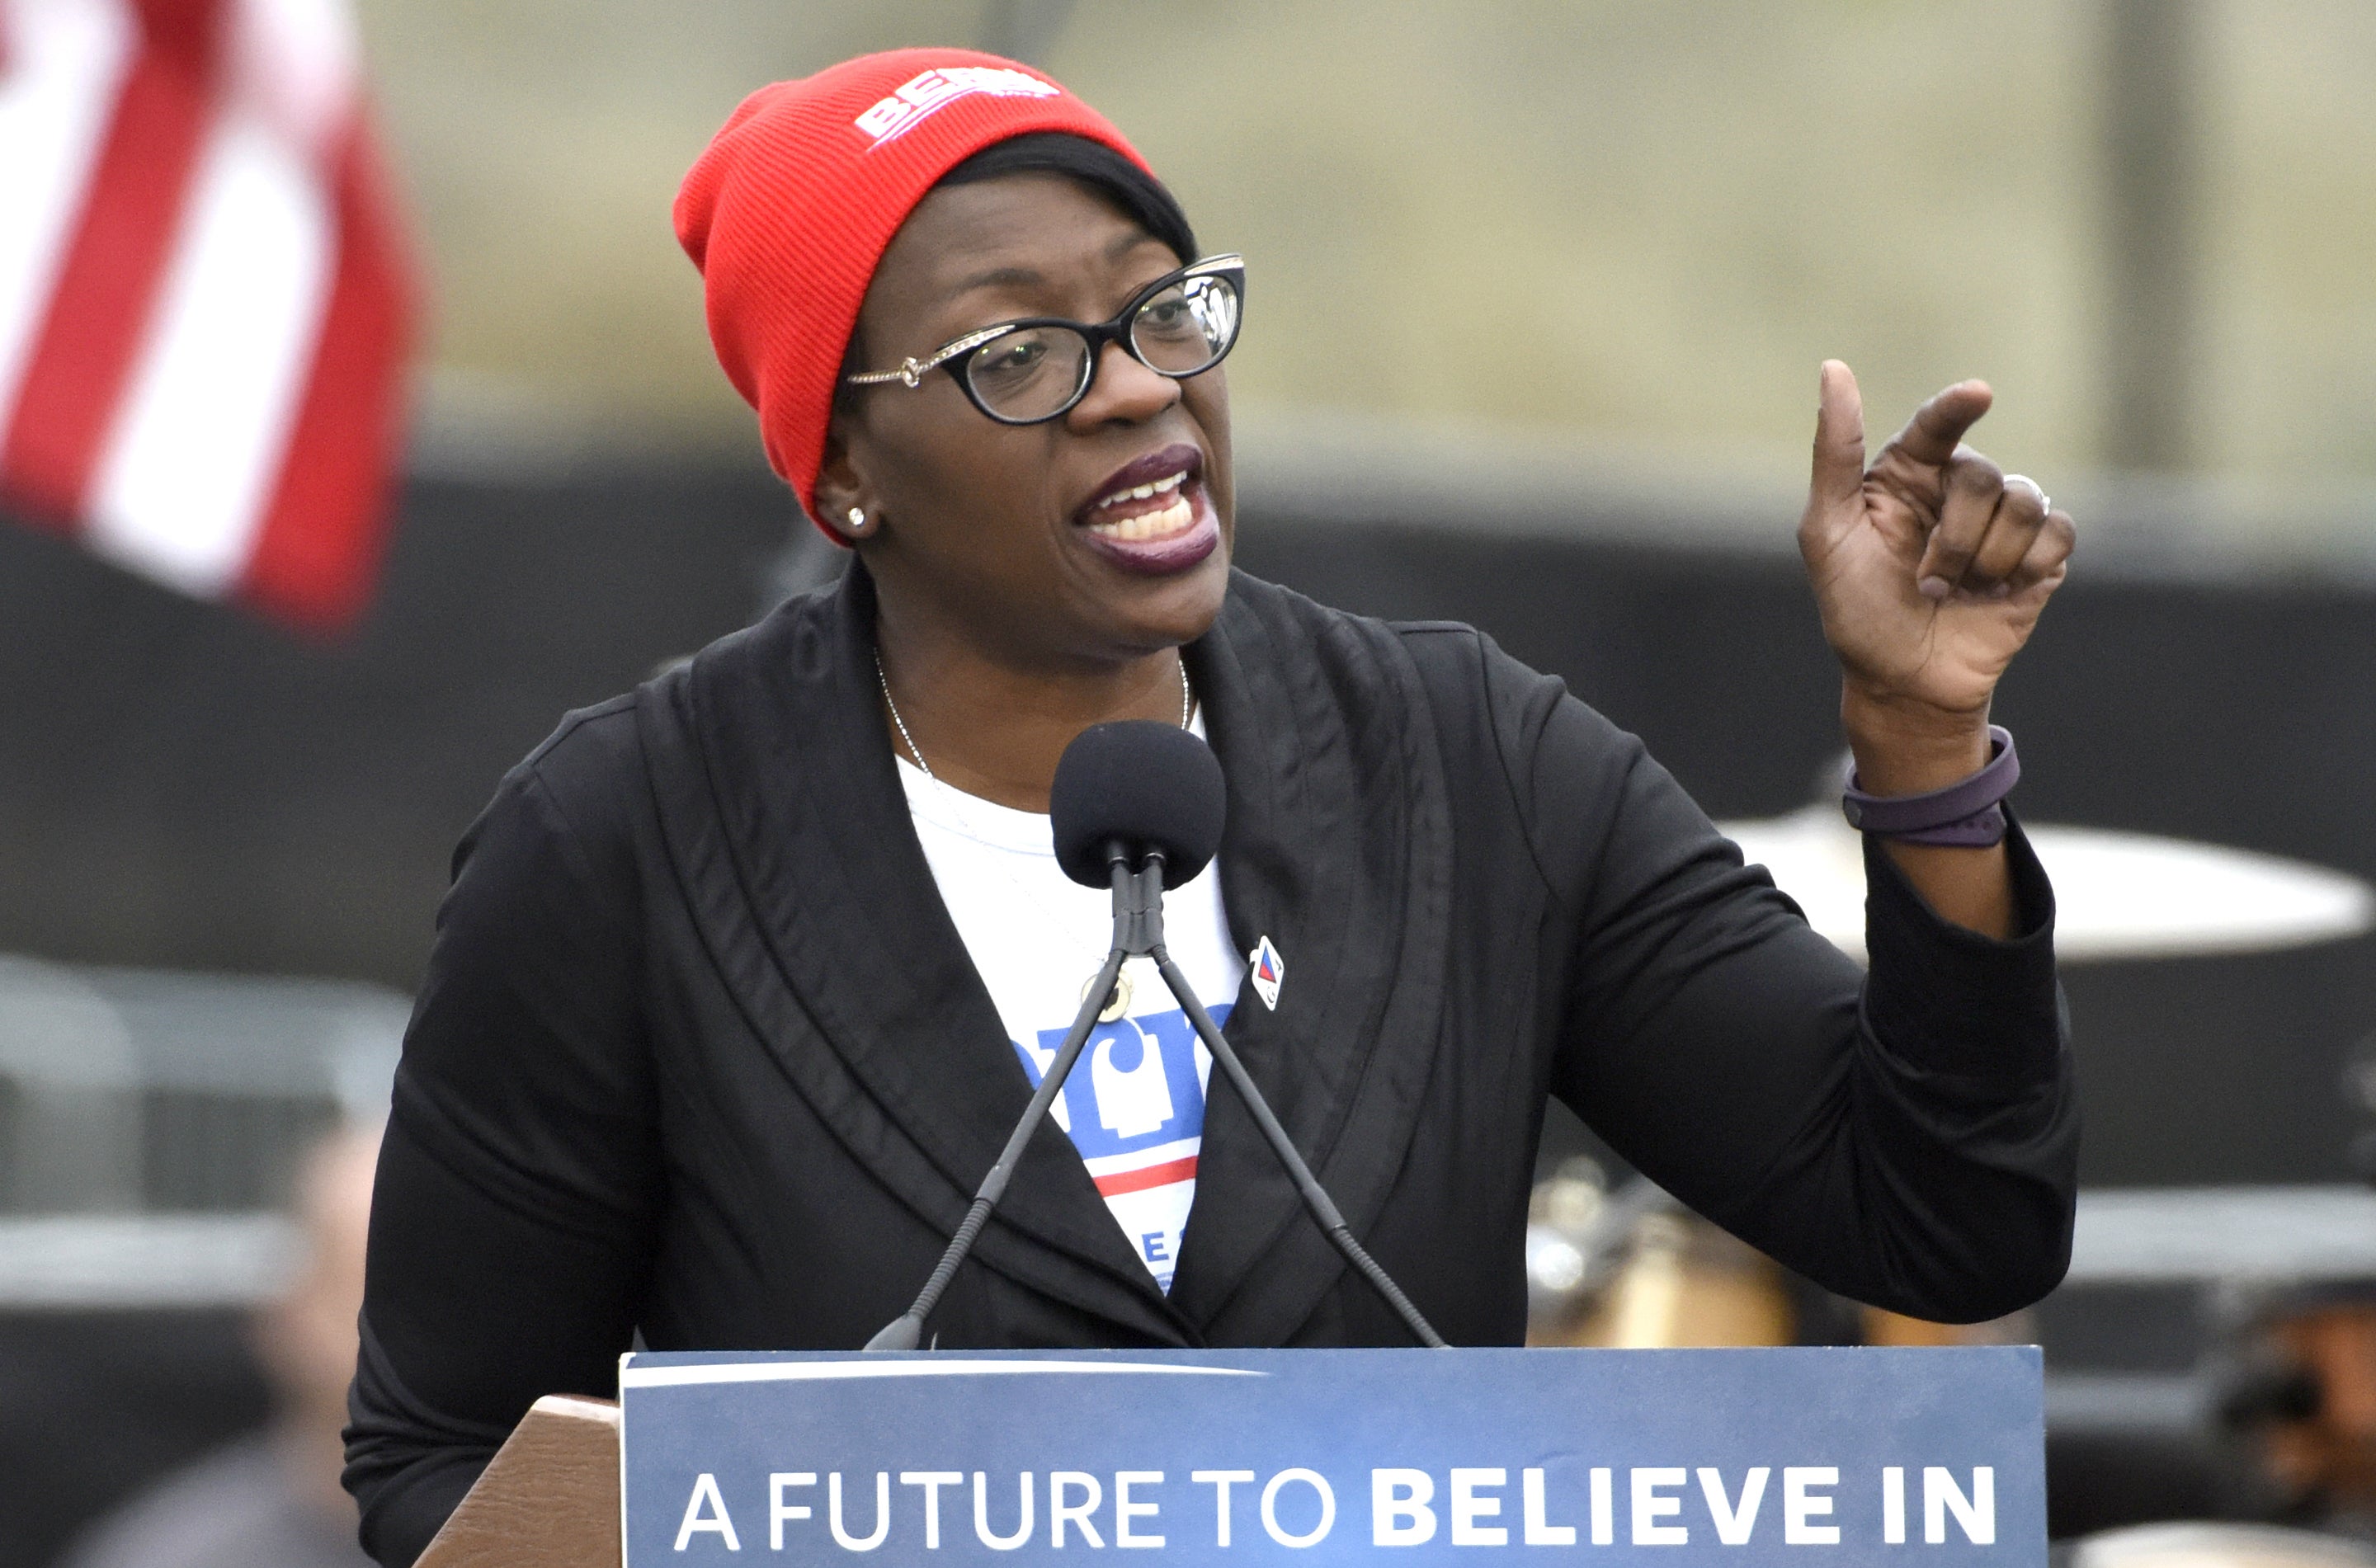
[1715,807,2375,963]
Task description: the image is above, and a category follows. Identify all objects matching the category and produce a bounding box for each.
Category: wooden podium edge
[417,1394,622,1568]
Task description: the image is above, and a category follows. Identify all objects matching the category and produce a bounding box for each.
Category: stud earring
[845,506,866,534]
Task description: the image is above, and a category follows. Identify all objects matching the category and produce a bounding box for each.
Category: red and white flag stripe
[0,0,412,631]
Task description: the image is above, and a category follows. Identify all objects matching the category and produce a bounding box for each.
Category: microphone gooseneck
[864,720,1447,1351]
[863,869,1140,1353]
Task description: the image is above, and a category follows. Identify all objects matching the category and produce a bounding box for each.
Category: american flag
[0,0,412,632]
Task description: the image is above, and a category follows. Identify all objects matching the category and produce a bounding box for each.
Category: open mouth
[1074,445,1217,574]
[1087,465,1195,541]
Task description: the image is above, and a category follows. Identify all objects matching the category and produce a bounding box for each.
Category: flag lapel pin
[1249,935,1285,1010]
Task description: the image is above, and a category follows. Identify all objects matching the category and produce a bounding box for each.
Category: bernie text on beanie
[674,49,1153,530]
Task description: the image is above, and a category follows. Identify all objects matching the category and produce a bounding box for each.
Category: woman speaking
[346,49,2080,1566]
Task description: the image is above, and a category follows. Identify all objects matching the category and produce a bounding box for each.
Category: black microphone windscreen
[1050,721,1226,891]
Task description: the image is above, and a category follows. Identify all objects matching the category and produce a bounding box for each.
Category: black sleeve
[1482,643,2077,1322]
[343,717,661,1567]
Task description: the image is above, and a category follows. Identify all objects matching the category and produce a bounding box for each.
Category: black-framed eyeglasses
[842,254,1244,425]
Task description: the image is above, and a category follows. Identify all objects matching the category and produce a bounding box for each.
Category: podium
[421,1347,2044,1566]
[417,1395,621,1568]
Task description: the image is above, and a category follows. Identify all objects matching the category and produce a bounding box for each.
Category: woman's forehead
[872,175,1174,322]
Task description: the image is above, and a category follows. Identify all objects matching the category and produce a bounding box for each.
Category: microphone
[1047,720,1225,892]
[863,720,1445,1351]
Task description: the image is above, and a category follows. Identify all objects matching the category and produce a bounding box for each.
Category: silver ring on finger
[2003,473,2048,514]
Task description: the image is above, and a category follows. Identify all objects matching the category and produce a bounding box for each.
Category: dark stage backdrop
[2,464,2371,1189]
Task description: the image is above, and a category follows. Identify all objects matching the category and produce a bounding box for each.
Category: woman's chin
[1063,486,1231,644]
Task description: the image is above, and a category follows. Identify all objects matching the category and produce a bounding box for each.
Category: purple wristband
[1841,726,2018,848]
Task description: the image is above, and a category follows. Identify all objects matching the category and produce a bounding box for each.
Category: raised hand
[1798,360,2076,755]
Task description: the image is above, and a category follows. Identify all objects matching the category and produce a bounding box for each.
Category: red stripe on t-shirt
[1092,1156,1199,1198]
[2,0,225,524]
[238,118,412,632]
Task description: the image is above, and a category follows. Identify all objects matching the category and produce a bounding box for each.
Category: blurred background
[4,1,2376,1564]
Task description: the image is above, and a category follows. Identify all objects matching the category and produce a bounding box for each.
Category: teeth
[1089,492,1194,542]
[1095,469,1187,511]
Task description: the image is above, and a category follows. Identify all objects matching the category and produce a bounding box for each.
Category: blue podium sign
[619,1348,2041,1566]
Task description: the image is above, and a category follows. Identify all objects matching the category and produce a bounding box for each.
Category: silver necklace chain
[874,652,1193,786]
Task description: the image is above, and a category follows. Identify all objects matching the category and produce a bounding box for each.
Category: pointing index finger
[1887,379,1995,468]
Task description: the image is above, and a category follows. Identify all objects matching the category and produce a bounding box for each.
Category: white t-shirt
[894,722,1245,1293]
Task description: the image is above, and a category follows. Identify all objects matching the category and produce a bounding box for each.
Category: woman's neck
[872,612,1189,814]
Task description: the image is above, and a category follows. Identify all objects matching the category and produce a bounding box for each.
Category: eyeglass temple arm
[843,326,1009,388]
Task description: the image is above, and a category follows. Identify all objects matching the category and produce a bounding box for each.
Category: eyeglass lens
[960,273,1241,421]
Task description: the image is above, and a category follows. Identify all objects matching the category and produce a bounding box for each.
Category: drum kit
[1523,798,2376,1556]
[1527,797,2376,1351]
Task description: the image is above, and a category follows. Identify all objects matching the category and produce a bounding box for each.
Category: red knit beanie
[674,49,1155,534]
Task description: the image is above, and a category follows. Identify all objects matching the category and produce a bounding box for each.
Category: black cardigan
[345,567,2076,1566]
